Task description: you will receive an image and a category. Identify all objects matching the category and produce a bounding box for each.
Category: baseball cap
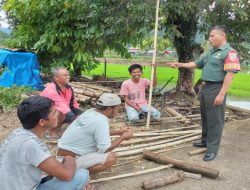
[96,93,121,106]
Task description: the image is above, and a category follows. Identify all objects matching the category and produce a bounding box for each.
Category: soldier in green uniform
[169,25,240,161]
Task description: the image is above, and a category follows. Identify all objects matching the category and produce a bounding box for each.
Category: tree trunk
[143,150,219,179]
[173,15,200,96]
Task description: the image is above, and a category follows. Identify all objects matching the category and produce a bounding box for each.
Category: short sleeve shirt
[58,108,111,155]
[40,82,80,115]
[0,128,51,190]
[195,43,240,82]
[119,78,150,107]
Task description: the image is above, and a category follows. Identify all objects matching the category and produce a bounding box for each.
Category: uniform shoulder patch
[224,50,240,71]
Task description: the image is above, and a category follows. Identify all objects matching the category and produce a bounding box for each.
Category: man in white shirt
[58,93,133,174]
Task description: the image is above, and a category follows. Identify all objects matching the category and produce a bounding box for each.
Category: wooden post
[104,57,107,79]
[143,150,219,178]
[188,148,207,156]
[146,0,160,129]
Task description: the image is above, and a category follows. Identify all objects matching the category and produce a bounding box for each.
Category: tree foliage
[159,0,249,95]
[2,0,155,75]
[203,0,250,61]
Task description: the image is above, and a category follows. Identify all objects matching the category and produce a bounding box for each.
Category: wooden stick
[121,134,183,146]
[113,158,142,167]
[115,133,200,152]
[155,144,192,154]
[188,148,207,156]
[117,135,201,157]
[90,164,173,183]
[143,150,219,178]
[132,130,201,137]
[146,0,160,129]
[71,82,112,93]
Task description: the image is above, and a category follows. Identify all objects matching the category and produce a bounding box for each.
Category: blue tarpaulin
[0,49,44,90]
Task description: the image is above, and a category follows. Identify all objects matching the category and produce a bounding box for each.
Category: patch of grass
[0,86,33,112]
[84,63,250,98]
[228,73,250,97]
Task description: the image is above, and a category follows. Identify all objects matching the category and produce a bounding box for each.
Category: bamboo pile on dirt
[111,125,201,159]
[70,81,113,104]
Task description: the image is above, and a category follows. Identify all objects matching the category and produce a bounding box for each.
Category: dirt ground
[0,92,250,190]
[96,118,250,190]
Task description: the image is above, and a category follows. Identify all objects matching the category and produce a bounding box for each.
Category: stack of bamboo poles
[70,82,113,104]
[111,125,201,160]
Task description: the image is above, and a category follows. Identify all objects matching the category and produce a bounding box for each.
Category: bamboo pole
[188,148,207,156]
[146,0,160,129]
[90,164,173,183]
[121,134,183,146]
[71,82,112,93]
[115,133,200,152]
[133,129,201,137]
[116,135,201,157]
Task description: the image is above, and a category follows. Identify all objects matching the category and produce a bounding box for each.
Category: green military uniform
[195,43,240,154]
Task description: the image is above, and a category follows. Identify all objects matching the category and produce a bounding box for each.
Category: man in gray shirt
[0,96,89,190]
[58,93,133,174]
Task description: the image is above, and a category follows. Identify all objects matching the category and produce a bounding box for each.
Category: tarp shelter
[0,49,43,90]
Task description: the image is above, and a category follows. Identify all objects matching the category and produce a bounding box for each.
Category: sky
[0,10,9,28]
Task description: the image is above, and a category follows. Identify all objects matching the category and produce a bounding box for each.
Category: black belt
[202,81,223,85]
[40,175,54,184]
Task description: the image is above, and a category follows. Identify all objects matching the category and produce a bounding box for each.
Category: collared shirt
[195,43,240,82]
[40,82,80,115]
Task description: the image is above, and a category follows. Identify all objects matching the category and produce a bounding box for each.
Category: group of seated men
[0,64,161,190]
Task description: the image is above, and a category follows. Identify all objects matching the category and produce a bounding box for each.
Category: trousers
[200,83,226,154]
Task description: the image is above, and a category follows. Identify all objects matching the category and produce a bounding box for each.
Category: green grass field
[84,63,250,98]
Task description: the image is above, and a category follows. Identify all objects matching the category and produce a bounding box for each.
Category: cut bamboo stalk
[115,133,200,152]
[71,82,112,93]
[121,134,182,146]
[90,164,173,183]
[165,107,182,117]
[116,135,201,157]
[188,148,207,156]
[133,130,201,137]
[141,173,183,189]
[183,171,202,180]
[143,150,219,178]
[155,144,192,154]
[73,88,101,98]
[165,107,190,124]
[113,158,142,167]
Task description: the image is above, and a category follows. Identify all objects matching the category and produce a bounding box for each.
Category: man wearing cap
[169,25,241,161]
[57,93,133,174]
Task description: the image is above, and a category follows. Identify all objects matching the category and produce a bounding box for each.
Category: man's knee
[152,110,161,119]
[127,113,139,122]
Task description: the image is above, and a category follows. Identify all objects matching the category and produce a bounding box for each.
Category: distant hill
[0,28,11,35]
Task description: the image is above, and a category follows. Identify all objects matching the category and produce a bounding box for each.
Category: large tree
[1,0,155,75]
[161,0,250,95]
